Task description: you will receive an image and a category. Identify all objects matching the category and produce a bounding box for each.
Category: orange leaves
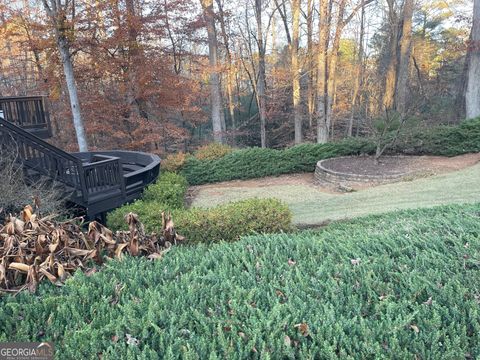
[0,207,184,294]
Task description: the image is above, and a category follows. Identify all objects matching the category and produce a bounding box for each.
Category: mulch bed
[321,156,418,177]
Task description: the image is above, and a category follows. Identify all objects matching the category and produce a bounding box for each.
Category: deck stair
[0,96,160,218]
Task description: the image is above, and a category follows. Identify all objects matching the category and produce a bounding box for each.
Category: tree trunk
[292,0,302,144]
[201,0,225,144]
[125,0,143,119]
[326,0,346,139]
[57,38,88,152]
[216,0,237,144]
[348,3,365,136]
[383,0,399,110]
[306,0,315,129]
[41,0,88,152]
[395,0,414,114]
[466,0,480,119]
[255,0,267,148]
[316,0,330,143]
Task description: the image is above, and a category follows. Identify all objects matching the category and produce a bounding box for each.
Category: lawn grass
[191,163,480,226]
[1,203,480,358]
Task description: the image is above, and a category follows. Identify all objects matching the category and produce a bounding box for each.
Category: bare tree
[316,0,330,143]
[466,0,480,119]
[383,0,399,110]
[216,0,237,143]
[317,0,371,143]
[395,0,414,114]
[291,0,302,143]
[306,0,315,129]
[349,3,366,136]
[254,0,267,148]
[41,0,88,152]
[200,0,226,144]
[125,0,148,119]
[325,0,347,137]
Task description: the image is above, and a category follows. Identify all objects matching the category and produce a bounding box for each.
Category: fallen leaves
[0,207,184,294]
[423,297,433,305]
[294,323,309,337]
[350,258,361,266]
[125,334,140,346]
[410,324,420,333]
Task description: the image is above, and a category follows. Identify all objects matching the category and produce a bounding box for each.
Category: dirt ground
[186,153,480,202]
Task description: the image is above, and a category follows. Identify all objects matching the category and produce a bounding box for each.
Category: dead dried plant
[0,144,66,222]
[0,207,184,294]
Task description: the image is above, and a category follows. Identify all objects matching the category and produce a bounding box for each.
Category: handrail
[0,95,45,100]
[0,117,84,189]
[0,117,128,204]
[0,97,161,218]
[0,117,79,162]
[81,156,126,200]
[0,96,51,133]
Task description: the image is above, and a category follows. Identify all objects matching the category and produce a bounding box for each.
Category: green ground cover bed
[1,203,480,359]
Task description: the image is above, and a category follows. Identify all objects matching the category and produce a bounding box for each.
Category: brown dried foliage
[0,208,184,294]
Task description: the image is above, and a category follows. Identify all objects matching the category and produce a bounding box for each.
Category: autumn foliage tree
[0,0,475,151]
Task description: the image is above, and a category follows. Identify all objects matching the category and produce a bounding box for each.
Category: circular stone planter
[315,156,418,185]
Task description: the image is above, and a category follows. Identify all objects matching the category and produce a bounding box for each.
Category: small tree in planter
[371,105,420,163]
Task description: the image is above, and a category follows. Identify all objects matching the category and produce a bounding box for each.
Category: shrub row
[179,118,480,185]
[107,198,293,244]
[3,203,480,358]
[161,143,234,172]
[392,117,480,156]
[142,172,188,209]
[182,139,375,185]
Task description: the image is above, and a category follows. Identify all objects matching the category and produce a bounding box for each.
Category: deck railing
[0,117,125,203]
[0,96,52,137]
[82,155,126,197]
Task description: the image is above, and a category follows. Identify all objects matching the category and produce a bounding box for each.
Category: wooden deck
[0,96,160,219]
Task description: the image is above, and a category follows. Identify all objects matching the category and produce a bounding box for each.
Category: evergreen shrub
[161,152,189,173]
[107,198,293,244]
[393,118,480,156]
[179,118,480,185]
[194,143,233,161]
[182,139,375,185]
[142,172,188,209]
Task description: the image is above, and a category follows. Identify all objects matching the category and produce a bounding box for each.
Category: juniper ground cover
[1,203,479,359]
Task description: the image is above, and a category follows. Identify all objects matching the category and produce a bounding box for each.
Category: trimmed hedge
[142,172,188,209]
[3,203,480,358]
[182,139,375,185]
[107,198,293,244]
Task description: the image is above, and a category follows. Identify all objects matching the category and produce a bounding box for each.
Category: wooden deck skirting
[0,96,160,219]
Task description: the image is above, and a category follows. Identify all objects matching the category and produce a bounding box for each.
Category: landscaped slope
[1,204,480,359]
[192,162,480,226]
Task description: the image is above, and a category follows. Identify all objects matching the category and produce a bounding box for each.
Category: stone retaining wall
[314,157,413,184]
